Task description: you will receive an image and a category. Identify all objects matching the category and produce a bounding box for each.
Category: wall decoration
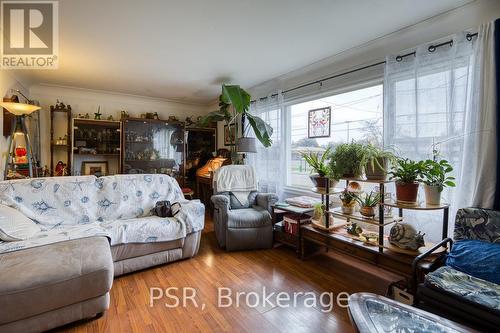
[224,124,236,146]
[308,107,331,138]
[82,161,108,176]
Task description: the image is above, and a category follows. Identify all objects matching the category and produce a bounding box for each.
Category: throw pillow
[446,239,500,284]
[0,204,40,241]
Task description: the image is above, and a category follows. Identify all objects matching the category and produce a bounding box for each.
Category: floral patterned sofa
[0,174,204,332]
[415,208,500,332]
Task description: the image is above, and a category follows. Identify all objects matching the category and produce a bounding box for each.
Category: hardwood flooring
[56,218,402,333]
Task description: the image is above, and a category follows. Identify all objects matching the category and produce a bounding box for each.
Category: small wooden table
[348,292,477,333]
[271,204,313,255]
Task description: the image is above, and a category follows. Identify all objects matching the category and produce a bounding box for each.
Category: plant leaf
[199,110,230,126]
[222,84,251,114]
[246,113,273,147]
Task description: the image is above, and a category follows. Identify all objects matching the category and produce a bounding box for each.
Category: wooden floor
[56,218,401,333]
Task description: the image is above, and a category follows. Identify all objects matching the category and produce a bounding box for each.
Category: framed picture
[224,124,236,146]
[308,107,331,138]
[82,161,108,176]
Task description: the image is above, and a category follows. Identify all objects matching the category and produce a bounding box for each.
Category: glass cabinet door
[122,118,185,184]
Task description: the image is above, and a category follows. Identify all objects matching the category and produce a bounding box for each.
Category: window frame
[282,77,384,195]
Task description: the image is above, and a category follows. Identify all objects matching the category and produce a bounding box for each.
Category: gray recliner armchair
[212,190,278,251]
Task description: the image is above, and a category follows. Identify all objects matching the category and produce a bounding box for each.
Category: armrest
[411,237,453,294]
[211,195,230,212]
[256,193,279,215]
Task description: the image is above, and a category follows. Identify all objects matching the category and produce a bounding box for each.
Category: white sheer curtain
[384,23,498,240]
[246,92,285,197]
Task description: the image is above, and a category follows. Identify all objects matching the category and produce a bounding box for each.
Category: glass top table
[348,293,477,333]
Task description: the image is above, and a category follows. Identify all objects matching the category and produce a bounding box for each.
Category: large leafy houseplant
[200,84,274,153]
[389,158,426,203]
[329,142,365,178]
[422,158,455,205]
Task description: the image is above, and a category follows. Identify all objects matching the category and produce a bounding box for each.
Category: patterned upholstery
[0,175,205,253]
[454,208,500,243]
[425,266,500,311]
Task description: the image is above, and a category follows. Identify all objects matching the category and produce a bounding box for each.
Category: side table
[271,204,313,255]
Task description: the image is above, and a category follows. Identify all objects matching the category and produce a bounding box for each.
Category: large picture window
[288,84,383,188]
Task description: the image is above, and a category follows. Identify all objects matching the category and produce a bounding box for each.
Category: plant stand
[300,177,450,292]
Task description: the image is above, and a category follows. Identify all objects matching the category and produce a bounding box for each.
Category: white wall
[30,84,208,171]
[0,71,30,176]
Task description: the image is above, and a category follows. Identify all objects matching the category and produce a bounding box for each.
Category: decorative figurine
[168,115,178,122]
[120,110,129,119]
[153,112,159,120]
[346,223,363,236]
[185,116,194,126]
[94,106,102,120]
[77,113,84,118]
[107,115,114,121]
[389,223,425,251]
[84,113,90,119]
[55,161,67,176]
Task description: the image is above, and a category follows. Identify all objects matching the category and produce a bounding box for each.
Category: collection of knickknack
[301,141,455,254]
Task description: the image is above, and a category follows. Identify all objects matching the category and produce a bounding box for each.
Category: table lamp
[0,97,41,179]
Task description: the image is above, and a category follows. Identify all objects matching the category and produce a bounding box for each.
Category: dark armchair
[413,208,500,332]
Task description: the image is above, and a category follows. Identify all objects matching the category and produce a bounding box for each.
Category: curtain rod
[251,32,478,103]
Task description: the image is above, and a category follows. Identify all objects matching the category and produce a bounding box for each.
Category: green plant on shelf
[328,141,365,178]
[422,158,456,192]
[360,144,396,175]
[300,147,331,177]
[353,191,382,207]
[388,158,426,184]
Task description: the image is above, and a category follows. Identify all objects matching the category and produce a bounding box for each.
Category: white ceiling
[16,0,474,104]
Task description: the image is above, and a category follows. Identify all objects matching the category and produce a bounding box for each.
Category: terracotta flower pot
[395,182,419,203]
[365,157,387,181]
[360,206,375,217]
[424,184,441,205]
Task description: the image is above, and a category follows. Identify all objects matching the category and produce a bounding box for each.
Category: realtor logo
[1,0,58,69]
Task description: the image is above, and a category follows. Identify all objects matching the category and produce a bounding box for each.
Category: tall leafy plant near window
[201,84,274,153]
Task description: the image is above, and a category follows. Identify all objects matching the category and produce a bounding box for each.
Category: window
[287,84,383,189]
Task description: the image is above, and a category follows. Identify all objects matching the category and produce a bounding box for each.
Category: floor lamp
[1,99,41,179]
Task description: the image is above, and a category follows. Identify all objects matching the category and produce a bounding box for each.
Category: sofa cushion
[227,206,271,229]
[0,204,40,241]
[446,240,500,284]
[425,266,500,311]
[111,239,183,261]
[0,237,113,324]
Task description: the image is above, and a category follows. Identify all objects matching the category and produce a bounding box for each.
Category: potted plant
[301,147,331,190]
[389,158,426,203]
[339,189,357,214]
[422,158,455,205]
[329,142,365,178]
[361,144,396,180]
[354,191,381,217]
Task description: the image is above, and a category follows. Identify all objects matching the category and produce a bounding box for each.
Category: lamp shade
[237,137,257,153]
[0,102,40,115]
